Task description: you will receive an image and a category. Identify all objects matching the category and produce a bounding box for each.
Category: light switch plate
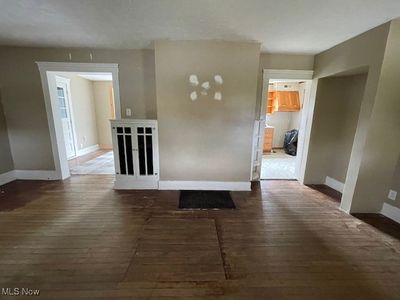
[388,190,397,201]
[126,108,132,117]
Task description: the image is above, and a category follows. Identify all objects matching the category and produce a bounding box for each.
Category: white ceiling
[0,0,399,54]
[78,73,112,81]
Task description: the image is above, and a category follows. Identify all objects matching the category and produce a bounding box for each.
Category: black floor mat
[179,190,236,209]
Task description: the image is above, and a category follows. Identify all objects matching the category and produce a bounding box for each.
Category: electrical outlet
[126,108,132,117]
[388,190,397,201]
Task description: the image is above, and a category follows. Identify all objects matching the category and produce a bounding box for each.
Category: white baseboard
[114,175,158,190]
[381,202,400,224]
[76,144,99,157]
[0,170,16,186]
[338,205,350,214]
[0,170,58,184]
[159,180,251,191]
[324,176,344,193]
[14,170,58,180]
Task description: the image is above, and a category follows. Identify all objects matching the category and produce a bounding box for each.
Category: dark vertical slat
[117,134,126,175]
[146,135,154,175]
[138,135,146,175]
[125,134,134,175]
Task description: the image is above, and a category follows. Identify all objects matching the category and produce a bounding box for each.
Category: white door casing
[55,77,76,159]
[37,62,121,180]
[251,69,314,182]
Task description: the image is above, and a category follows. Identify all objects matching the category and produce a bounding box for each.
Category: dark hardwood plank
[0,177,399,299]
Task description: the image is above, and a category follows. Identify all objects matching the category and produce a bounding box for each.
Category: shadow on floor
[306,184,400,241]
[306,184,342,203]
[0,180,57,211]
[352,213,400,240]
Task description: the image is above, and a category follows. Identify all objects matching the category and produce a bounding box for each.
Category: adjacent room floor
[261,149,296,179]
[68,150,115,175]
[0,177,399,299]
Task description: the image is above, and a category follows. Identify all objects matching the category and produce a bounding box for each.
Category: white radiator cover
[111,119,159,189]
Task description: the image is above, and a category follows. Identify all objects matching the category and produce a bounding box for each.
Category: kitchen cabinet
[266,91,275,114]
[266,91,300,113]
[263,127,274,153]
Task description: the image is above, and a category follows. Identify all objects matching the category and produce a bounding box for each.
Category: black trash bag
[283,129,298,156]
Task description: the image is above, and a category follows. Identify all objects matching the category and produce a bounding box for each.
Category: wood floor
[0,176,399,299]
[67,150,110,169]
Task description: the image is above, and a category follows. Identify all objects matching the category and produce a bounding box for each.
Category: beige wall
[260,53,314,71]
[0,91,14,174]
[55,74,116,152]
[93,81,114,149]
[310,20,400,213]
[352,19,400,212]
[56,73,99,151]
[55,75,116,151]
[0,47,156,170]
[155,41,260,182]
[257,54,314,117]
[388,156,400,208]
[310,22,389,213]
[0,44,314,173]
[305,74,367,184]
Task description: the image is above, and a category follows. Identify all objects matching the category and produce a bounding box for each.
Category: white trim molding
[14,170,58,181]
[159,181,251,191]
[76,144,100,157]
[36,61,121,180]
[36,62,121,119]
[0,170,16,186]
[381,202,400,224]
[0,170,58,185]
[263,69,314,81]
[252,68,315,182]
[114,177,159,190]
[338,205,350,214]
[324,176,345,193]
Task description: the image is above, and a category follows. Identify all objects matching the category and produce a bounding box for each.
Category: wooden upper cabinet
[266,91,275,114]
[288,91,300,111]
[266,91,300,113]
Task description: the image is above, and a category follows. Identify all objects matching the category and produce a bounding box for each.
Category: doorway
[251,69,314,182]
[54,72,116,175]
[37,62,121,180]
[303,72,368,205]
[261,80,308,179]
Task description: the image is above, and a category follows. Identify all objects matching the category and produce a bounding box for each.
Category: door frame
[251,69,315,183]
[55,76,78,159]
[37,62,121,180]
